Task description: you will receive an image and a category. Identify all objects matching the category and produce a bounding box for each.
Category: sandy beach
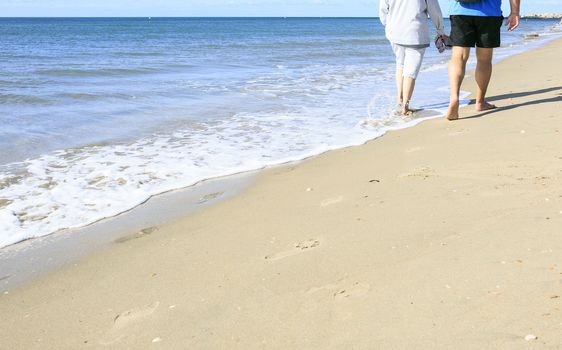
[1,37,561,349]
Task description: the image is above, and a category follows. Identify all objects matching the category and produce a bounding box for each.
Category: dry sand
[1,38,561,349]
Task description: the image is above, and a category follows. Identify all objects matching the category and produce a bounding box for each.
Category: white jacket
[379,0,445,46]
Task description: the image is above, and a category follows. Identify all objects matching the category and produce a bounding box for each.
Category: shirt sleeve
[379,0,390,26]
[426,0,445,36]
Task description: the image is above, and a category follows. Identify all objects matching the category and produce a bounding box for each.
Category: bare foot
[475,101,497,112]
[402,108,414,117]
[446,100,459,121]
[402,101,414,117]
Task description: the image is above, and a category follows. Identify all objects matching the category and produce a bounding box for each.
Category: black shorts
[450,15,503,48]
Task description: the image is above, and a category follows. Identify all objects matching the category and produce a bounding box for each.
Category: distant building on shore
[523,13,562,19]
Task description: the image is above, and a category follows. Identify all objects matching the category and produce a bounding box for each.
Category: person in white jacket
[379,0,446,115]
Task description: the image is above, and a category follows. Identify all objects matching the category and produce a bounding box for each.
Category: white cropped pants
[391,43,426,79]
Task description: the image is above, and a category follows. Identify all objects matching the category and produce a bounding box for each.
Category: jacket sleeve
[379,0,390,26]
[426,0,445,36]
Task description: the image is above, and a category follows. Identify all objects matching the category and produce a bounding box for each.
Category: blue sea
[1,17,561,248]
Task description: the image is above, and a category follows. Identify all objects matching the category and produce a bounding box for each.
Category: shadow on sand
[460,86,562,120]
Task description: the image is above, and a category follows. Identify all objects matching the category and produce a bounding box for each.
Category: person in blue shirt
[446,0,521,121]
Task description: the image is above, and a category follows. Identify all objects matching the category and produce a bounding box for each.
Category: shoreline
[0,27,560,294]
[2,19,560,249]
[1,37,561,349]
[0,172,254,290]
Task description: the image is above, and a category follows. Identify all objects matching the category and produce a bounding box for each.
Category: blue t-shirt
[449,0,503,17]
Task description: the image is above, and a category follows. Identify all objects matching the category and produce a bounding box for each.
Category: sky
[0,0,560,17]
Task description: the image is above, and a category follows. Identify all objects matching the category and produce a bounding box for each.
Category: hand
[505,13,520,31]
[440,34,452,47]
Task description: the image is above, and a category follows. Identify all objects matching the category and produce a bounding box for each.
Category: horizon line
[1,16,380,18]
[0,15,551,19]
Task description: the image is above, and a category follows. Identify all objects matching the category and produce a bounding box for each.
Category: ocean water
[1,17,561,248]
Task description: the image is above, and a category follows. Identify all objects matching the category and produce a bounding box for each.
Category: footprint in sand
[100,302,160,345]
[398,166,436,179]
[320,196,344,207]
[300,281,371,314]
[114,227,158,244]
[198,192,224,204]
[265,239,320,261]
[306,284,339,296]
[333,282,371,300]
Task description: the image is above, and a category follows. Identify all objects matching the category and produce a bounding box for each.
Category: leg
[474,47,496,111]
[402,77,416,114]
[401,47,425,115]
[446,46,470,120]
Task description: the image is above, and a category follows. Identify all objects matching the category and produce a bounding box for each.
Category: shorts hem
[451,44,500,48]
